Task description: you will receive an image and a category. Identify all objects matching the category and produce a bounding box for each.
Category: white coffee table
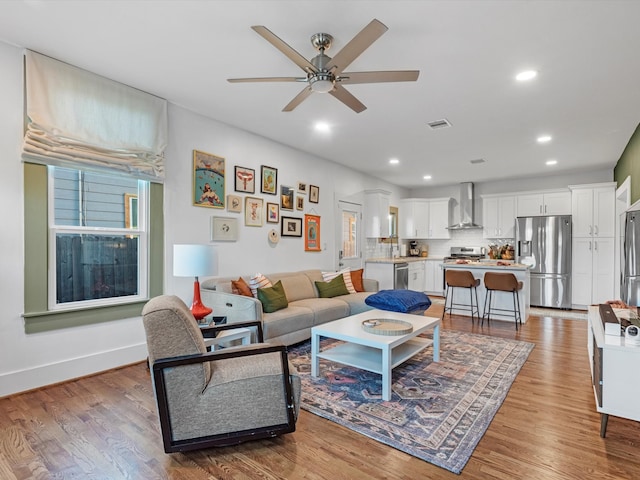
[311,309,440,401]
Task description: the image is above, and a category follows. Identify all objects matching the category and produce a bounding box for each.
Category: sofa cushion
[290,298,350,325]
[231,277,253,297]
[335,292,374,315]
[350,269,365,292]
[315,275,349,298]
[262,305,314,339]
[257,280,289,313]
[271,273,316,302]
[249,273,272,297]
[365,289,432,314]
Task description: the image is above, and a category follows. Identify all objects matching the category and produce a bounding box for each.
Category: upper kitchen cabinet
[516,190,571,217]
[400,198,452,239]
[364,189,390,238]
[569,183,616,238]
[482,194,516,239]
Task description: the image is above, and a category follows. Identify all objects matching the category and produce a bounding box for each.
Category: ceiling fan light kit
[228,19,419,112]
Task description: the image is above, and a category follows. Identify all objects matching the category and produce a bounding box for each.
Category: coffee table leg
[311,332,319,377]
[382,346,391,401]
[433,324,440,362]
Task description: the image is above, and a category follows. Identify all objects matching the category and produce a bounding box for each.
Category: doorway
[336,200,362,271]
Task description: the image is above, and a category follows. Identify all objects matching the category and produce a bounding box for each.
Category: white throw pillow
[249,273,272,298]
[321,268,356,294]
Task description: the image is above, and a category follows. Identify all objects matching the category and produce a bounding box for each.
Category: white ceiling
[2,0,639,188]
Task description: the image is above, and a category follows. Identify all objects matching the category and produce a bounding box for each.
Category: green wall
[614,122,640,204]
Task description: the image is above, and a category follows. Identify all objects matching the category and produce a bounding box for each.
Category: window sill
[23,300,148,333]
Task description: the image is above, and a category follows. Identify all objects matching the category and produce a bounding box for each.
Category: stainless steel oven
[394,262,409,290]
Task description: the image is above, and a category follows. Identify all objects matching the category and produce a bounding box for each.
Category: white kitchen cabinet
[572,237,615,307]
[516,190,571,217]
[570,183,616,307]
[569,183,616,238]
[408,261,425,292]
[482,194,516,238]
[364,189,390,238]
[424,259,444,296]
[400,198,451,239]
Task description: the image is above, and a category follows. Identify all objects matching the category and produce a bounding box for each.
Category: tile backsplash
[365,229,514,259]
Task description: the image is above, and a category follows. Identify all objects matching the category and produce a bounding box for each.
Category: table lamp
[173,244,217,322]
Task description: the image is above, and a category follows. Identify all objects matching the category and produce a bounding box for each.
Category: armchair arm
[200,320,264,342]
[200,290,263,323]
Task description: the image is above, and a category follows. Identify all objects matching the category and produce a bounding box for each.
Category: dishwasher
[394,262,409,290]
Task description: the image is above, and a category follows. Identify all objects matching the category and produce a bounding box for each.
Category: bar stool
[483,272,523,330]
[441,270,480,322]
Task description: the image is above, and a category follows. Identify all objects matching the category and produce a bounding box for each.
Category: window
[48,167,148,309]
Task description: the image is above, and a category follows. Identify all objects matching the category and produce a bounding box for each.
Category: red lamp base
[190,278,212,322]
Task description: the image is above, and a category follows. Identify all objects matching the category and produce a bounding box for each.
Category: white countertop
[442,260,529,270]
[365,256,444,264]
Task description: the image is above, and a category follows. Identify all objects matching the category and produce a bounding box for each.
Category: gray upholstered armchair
[142,295,301,453]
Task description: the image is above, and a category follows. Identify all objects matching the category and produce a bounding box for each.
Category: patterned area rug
[288,331,534,474]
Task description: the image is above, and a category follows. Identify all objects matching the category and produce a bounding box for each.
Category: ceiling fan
[227,19,420,113]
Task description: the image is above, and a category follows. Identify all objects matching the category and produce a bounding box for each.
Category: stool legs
[441,285,479,322]
[482,289,522,330]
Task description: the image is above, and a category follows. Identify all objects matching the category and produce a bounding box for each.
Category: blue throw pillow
[365,289,432,314]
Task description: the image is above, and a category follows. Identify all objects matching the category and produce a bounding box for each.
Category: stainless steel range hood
[447,182,482,230]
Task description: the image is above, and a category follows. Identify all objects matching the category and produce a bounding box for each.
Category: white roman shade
[23,51,167,181]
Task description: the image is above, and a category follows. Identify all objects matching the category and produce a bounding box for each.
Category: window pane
[342,210,359,259]
[55,233,139,304]
[53,167,139,228]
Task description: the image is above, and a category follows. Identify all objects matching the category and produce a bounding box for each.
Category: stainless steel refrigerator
[516,215,572,309]
[622,210,640,306]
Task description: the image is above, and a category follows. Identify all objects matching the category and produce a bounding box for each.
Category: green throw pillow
[315,275,349,298]
[257,280,288,313]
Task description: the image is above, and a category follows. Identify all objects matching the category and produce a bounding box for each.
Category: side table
[203,327,252,351]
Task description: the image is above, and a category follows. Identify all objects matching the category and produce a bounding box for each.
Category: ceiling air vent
[470,158,485,164]
[426,118,452,130]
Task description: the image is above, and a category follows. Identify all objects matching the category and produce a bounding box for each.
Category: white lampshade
[173,244,217,278]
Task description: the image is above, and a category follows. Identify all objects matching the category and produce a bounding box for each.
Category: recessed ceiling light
[516,70,537,81]
[314,122,330,133]
[537,135,552,143]
[423,175,432,180]
[389,158,400,165]
[546,159,557,166]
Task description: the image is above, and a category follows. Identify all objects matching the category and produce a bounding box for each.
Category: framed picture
[266,202,279,223]
[297,181,307,194]
[280,185,294,210]
[304,214,321,251]
[244,196,264,227]
[211,216,238,241]
[193,150,225,209]
[261,165,278,194]
[296,195,304,211]
[309,184,319,204]
[234,166,255,193]
[227,194,242,213]
[281,216,302,237]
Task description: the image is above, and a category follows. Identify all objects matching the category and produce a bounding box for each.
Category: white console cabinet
[587,305,640,437]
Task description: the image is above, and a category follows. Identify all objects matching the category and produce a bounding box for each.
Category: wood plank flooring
[1,304,639,479]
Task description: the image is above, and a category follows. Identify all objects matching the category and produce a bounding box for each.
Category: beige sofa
[200,269,378,345]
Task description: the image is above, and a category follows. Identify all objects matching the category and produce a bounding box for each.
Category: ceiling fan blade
[338,70,420,84]
[329,84,367,113]
[251,26,317,74]
[228,77,306,83]
[282,86,313,112]
[325,19,388,75]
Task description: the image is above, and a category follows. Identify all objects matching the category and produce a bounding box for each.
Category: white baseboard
[0,343,149,398]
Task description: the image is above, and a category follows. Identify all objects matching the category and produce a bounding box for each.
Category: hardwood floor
[1,305,639,479]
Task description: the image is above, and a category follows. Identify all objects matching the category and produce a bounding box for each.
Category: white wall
[0,40,407,397]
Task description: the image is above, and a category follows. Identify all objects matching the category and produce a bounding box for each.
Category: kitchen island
[442,261,531,325]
